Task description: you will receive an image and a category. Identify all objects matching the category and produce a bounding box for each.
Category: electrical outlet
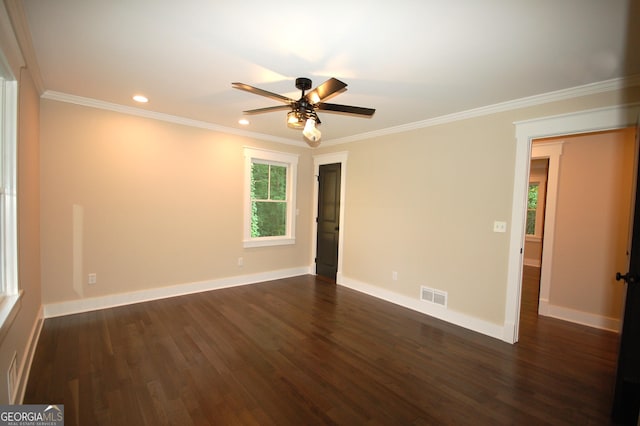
[392,271,398,281]
[237,257,244,267]
[88,273,97,285]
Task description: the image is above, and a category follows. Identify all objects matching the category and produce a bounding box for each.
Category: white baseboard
[502,320,518,343]
[336,273,506,342]
[538,298,620,332]
[16,304,44,404]
[538,298,550,316]
[43,267,312,318]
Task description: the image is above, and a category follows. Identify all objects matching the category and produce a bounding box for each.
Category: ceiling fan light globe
[302,117,316,137]
[286,111,305,129]
[302,118,321,144]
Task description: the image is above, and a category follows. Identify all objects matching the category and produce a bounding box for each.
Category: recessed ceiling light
[238,118,249,125]
[133,95,148,103]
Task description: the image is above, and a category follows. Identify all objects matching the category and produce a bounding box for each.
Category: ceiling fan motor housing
[295,77,312,91]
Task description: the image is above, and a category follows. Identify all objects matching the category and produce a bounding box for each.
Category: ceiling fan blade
[306,78,348,104]
[243,105,292,115]
[232,82,294,104]
[317,103,376,116]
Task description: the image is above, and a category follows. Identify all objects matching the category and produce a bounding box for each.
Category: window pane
[270,165,287,201]
[251,201,286,237]
[526,210,536,235]
[528,183,539,209]
[251,163,269,200]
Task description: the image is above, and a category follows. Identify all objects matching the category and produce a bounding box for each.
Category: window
[0,75,20,333]
[251,162,287,237]
[526,182,539,235]
[243,148,298,247]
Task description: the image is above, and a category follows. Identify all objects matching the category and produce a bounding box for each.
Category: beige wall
[40,100,314,304]
[547,129,635,321]
[38,89,631,328]
[315,89,640,328]
[336,117,515,324]
[28,72,640,343]
[37,86,640,337]
[0,66,42,403]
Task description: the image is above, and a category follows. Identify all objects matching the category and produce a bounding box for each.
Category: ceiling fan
[232,77,375,147]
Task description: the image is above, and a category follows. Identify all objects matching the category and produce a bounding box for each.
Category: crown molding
[43,74,640,148]
[3,0,44,94]
[325,74,640,146]
[41,90,303,146]
[4,0,638,147]
[0,1,23,79]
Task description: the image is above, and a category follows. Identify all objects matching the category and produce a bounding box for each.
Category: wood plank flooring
[24,267,620,425]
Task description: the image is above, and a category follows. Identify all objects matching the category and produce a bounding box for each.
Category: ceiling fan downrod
[295,77,312,93]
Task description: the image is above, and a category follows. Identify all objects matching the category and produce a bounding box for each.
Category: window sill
[0,290,23,345]
[243,238,295,248]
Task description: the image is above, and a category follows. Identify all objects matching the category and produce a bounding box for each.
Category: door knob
[616,272,638,284]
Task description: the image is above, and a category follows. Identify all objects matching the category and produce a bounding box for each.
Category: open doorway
[505,105,640,344]
[520,130,635,333]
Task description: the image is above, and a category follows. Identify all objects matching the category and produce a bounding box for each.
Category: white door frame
[312,152,348,280]
[503,104,640,343]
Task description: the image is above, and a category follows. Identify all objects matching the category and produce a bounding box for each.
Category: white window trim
[243,147,298,248]
[0,77,21,339]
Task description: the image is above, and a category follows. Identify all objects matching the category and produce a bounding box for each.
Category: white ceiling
[16,0,640,146]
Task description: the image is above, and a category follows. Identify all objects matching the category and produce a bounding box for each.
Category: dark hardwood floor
[24,267,620,425]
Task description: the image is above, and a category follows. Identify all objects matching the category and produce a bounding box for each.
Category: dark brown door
[316,163,341,281]
[612,121,640,424]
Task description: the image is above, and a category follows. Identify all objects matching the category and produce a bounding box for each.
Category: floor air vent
[420,286,447,308]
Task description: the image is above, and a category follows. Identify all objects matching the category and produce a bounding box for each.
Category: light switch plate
[493,221,507,233]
